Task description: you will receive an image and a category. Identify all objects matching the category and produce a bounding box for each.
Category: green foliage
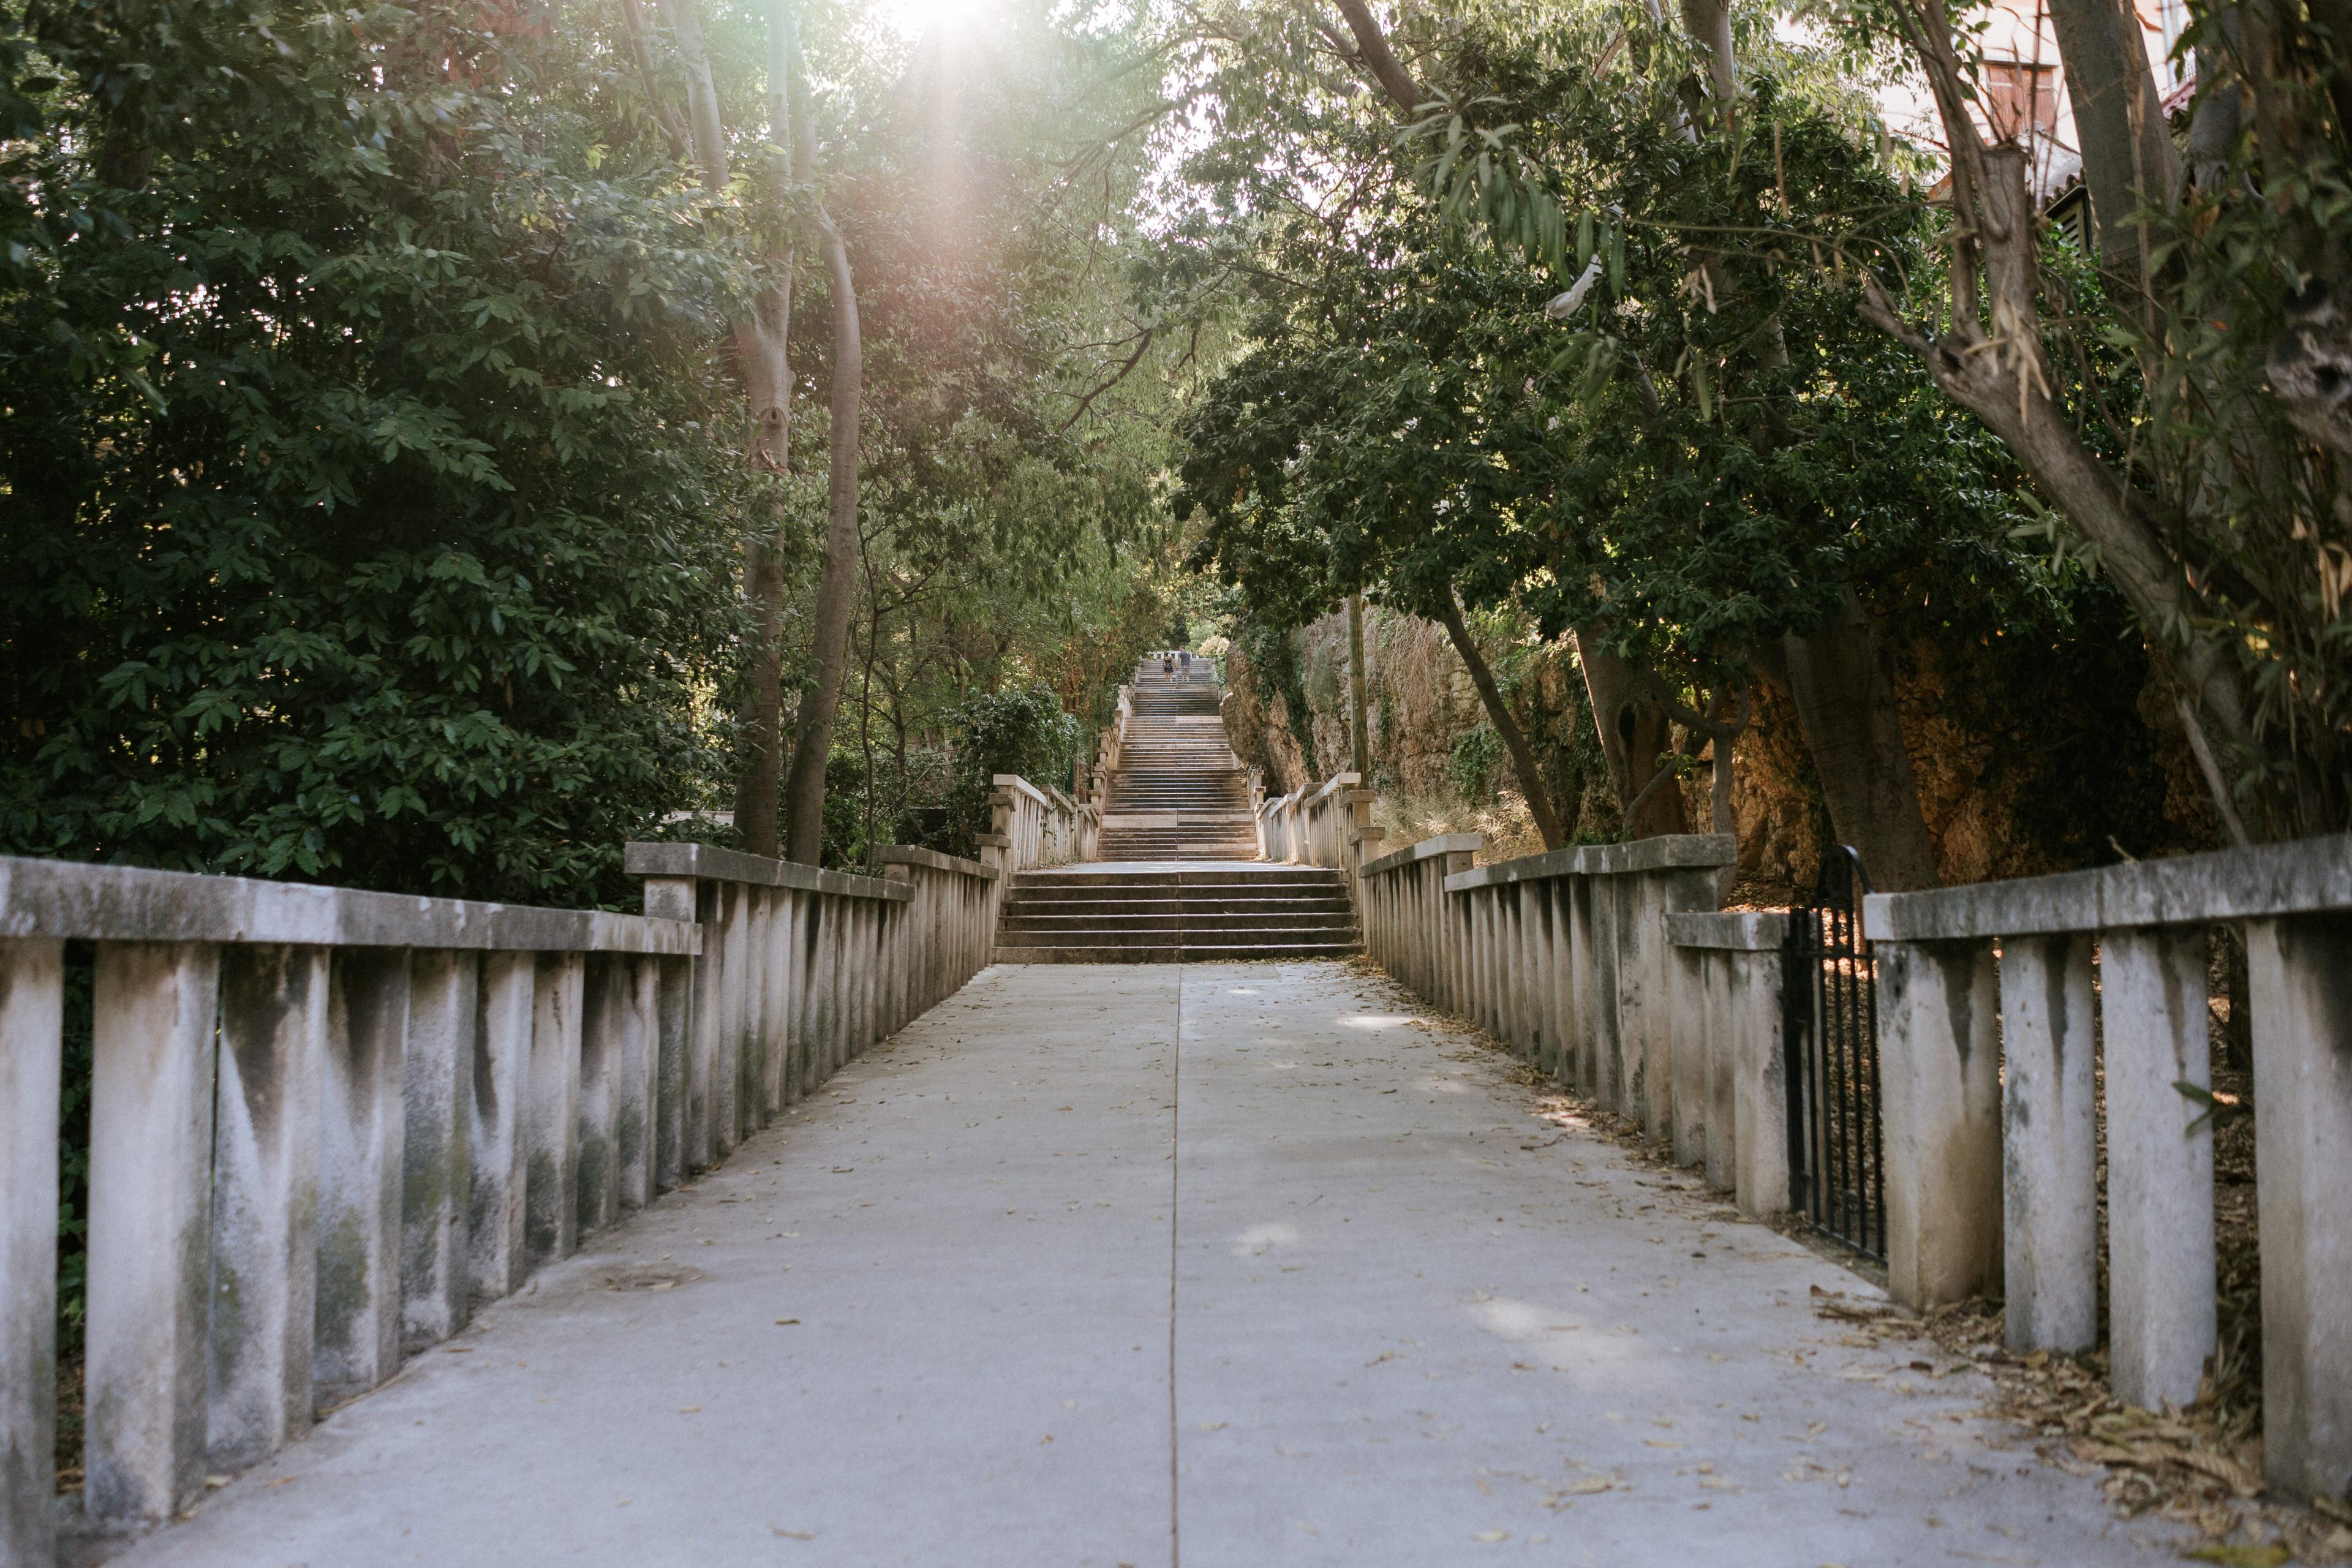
[1450,725,1505,802]
[943,682,1079,850]
[1,0,757,908]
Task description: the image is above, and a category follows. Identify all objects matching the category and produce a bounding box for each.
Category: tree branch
[1327,0,1423,111]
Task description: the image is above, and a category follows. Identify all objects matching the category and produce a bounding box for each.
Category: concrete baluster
[315,948,410,1404]
[1540,881,1569,1084]
[653,953,693,1189]
[711,883,746,1155]
[574,954,622,1239]
[1997,932,2099,1354]
[1702,950,1738,1191]
[826,900,850,1076]
[1733,938,1790,1217]
[1600,880,1635,1116]
[467,952,535,1300]
[1,938,64,1566]
[1568,878,1597,1097]
[1504,886,1531,1053]
[1474,892,1496,1036]
[85,941,219,1521]
[636,876,697,1183]
[795,899,823,1101]
[857,902,878,1055]
[779,891,807,1105]
[684,879,722,1170]
[764,891,795,1106]
[1670,937,1708,1167]
[2100,927,2218,1411]
[2245,912,2352,1498]
[616,955,659,1212]
[205,945,326,1470]
[523,954,584,1270]
[1875,938,2002,1309]
[401,949,476,1352]
[1637,873,1676,1139]
[1533,884,1552,1081]
[742,890,774,1132]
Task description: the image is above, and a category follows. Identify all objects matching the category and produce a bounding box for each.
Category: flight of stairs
[1098,666,1257,861]
[993,865,1360,963]
[993,657,1362,962]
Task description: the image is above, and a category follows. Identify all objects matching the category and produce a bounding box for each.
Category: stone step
[1000,940,1364,963]
[1001,916,1359,936]
[1016,867,1341,884]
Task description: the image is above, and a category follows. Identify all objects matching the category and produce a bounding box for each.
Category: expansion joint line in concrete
[1167,965,1183,1567]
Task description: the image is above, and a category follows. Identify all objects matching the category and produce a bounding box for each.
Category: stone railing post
[2245,912,2352,1498]
[1873,937,2002,1310]
[1663,912,1789,1215]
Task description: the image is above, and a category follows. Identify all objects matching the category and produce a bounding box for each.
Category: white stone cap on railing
[873,844,999,881]
[1360,833,1485,879]
[1664,910,1789,951]
[1442,834,1738,893]
[991,774,1068,813]
[0,853,701,952]
[622,842,911,903]
[1253,790,1298,821]
[1302,771,1362,809]
[1862,831,2352,941]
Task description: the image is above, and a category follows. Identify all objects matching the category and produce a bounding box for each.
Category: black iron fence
[1782,845,1886,1260]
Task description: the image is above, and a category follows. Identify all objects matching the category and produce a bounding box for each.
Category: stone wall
[1223,603,2219,894]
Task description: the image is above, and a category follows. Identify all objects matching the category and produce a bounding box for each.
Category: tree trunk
[1347,593,1371,777]
[782,202,864,865]
[655,0,801,857]
[729,541,791,852]
[1574,632,1692,839]
[1765,590,1940,892]
[1434,594,1567,851]
[2045,0,2182,290]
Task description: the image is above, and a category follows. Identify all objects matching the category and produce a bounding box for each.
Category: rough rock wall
[1225,607,1504,799]
[1221,604,2203,891]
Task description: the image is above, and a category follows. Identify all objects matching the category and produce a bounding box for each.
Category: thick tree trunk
[1347,593,1371,777]
[2045,0,2182,287]
[1763,591,1940,892]
[1434,594,1567,850]
[729,541,791,851]
[1575,633,1692,839]
[782,208,864,865]
[656,0,802,856]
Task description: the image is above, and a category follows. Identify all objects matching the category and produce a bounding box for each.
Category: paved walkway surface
[107,962,2186,1567]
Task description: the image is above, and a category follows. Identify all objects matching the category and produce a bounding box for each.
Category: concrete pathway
[104,962,2185,1567]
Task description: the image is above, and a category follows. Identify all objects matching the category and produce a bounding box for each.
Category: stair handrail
[980,773,1097,880]
[1090,684,1135,802]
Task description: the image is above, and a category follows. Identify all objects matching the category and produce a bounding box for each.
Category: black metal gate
[1782,845,1885,1261]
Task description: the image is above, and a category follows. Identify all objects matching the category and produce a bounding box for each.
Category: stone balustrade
[0,824,1009,1566]
[1358,831,1740,1152]
[978,774,1096,876]
[1863,832,2352,1499]
[1085,686,1134,804]
[1253,771,1383,877]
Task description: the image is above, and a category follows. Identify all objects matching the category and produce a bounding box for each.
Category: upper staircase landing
[1097,660,1256,862]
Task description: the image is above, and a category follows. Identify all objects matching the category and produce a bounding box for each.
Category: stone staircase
[993,864,1360,962]
[993,657,1362,962]
[1098,665,1257,861]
